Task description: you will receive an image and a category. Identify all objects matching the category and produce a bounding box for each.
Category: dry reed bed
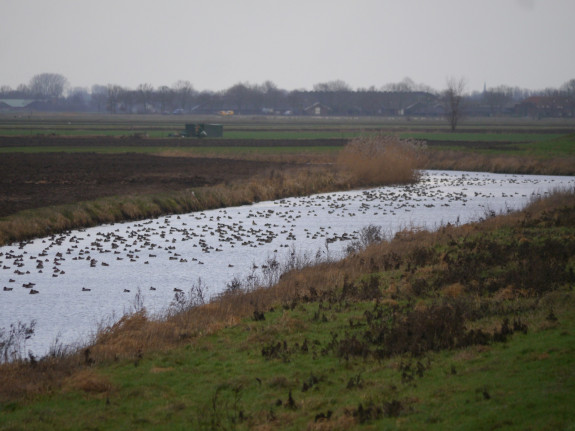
[337,134,426,185]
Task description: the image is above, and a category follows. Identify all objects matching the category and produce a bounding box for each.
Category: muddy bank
[0,152,293,217]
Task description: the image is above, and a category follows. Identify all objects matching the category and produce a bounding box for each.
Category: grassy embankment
[1,186,574,430]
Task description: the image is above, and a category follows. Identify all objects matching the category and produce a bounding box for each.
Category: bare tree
[260,80,284,112]
[156,85,174,113]
[0,85,12,96]
[225,82,253,114]
[118,88,136,113]
[66,87,89,110]
[384,77,415,92]
[443,77,466,131]
[173,80,195,112]
[29,73,69,98]
[483,85,514,116]
[137,83,154,113]
[106,84,123,113]
[561,79,575,98]
[16,84,30,97]
[313,80,351,92]
[90,85,108,112]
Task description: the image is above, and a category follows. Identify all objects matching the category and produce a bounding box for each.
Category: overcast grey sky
[1,0,574,93]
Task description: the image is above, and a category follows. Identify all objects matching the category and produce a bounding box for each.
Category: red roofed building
[515,96,574,118]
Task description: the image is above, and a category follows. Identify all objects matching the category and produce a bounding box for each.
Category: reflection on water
[1,170,574,356]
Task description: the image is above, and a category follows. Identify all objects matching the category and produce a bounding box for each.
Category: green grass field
[1,113,574,140]
[1,114,574,160]
[2,303,573,430]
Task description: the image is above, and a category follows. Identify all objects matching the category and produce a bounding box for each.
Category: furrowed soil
[0,150,294,218]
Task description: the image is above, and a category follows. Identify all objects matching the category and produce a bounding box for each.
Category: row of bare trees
[1,74,575,129]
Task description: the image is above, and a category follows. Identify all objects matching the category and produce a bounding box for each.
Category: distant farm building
[515,96,574,118]
[0,99,44,111]
[303,102,332,116]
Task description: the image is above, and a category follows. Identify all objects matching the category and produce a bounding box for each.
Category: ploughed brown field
[0,149,292,218]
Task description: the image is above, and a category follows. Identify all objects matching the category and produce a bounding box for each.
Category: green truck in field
[180,123,223,138]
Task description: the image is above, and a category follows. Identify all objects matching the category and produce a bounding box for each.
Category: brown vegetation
[337,134,426,185]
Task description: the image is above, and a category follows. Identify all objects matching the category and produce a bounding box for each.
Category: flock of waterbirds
[2,171,567,299]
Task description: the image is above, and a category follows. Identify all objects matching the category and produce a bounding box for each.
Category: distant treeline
[1,74,574,118]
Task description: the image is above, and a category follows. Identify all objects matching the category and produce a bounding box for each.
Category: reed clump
[337,134,426,186]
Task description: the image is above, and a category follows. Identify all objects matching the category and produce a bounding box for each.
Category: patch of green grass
[402,132,563,142]
[522,133,575,157]
[426,133,575,158]
[1,298,574,430]
[2,114,573,141]
[402,313,575,430]
[0,128,171,138]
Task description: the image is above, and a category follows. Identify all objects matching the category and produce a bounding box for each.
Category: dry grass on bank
[0,166,340,246]
[155,149,338,165]
[425,150,575,176]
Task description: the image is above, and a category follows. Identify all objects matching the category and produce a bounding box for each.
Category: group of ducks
[0,172,544,297]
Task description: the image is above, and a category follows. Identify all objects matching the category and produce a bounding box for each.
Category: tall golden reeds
[337,134,426,186]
